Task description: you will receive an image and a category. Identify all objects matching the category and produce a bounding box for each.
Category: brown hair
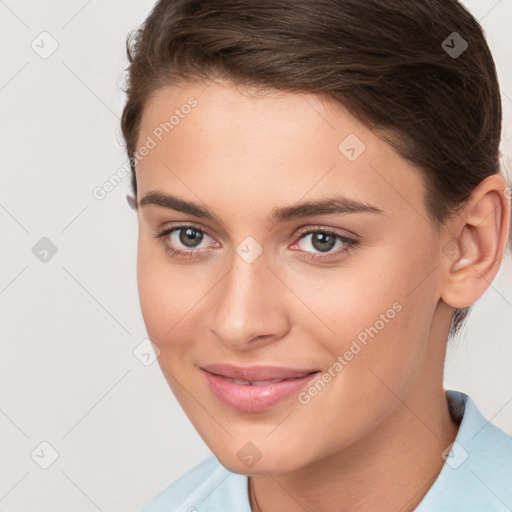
[120,0,507,338]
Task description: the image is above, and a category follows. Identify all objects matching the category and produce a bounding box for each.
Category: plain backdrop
[0,1,511,511]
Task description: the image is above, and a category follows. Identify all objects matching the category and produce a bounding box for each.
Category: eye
[153,224,359,262]
[292,227,359,261]
[154,224,216,259]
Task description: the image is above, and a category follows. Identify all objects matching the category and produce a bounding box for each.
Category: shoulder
[416,390,512,511]
[140,454,251,512]
[457,392,512,498]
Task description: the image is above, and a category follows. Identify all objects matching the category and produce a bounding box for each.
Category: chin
[213,445,306,476]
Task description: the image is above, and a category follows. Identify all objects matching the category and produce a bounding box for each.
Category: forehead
[135,80,428,225]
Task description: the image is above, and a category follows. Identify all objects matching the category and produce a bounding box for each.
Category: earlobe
[440,175,511,309]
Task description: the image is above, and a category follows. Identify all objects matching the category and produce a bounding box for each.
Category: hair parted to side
[120,0,509,338]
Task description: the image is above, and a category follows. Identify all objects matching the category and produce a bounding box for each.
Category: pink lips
[201,363,320,412]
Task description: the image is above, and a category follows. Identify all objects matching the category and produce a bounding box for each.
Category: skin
[133,79,510,511]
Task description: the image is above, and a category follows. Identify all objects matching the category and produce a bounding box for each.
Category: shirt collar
[415,389,512,511]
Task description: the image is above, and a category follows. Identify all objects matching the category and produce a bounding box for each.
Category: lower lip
[202,370,320,412]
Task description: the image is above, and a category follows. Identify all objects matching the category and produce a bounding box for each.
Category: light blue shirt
[141,390,512,511]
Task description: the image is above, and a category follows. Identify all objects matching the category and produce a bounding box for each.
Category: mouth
[201,362,320,381]
[215,372,318,386]
[200,364,321,412]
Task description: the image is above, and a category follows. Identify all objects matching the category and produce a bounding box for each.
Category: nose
[208,249,290,350]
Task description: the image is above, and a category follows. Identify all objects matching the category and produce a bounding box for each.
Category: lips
[222,377,295,386]
[201,363,319,382]
[201,363,321,412]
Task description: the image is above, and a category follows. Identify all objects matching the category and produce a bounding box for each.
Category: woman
[120,1,512,510]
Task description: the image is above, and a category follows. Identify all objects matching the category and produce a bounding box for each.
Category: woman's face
[135,79,451,474]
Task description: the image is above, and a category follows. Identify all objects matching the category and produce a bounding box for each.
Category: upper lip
[201,363,319,381]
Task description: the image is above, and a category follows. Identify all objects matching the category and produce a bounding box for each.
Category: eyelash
[153,224,359,262]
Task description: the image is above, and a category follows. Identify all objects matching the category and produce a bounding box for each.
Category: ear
[440,174,511,309]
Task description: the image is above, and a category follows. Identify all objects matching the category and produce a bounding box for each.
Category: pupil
[180,228,203,248]
[312,232,335,252]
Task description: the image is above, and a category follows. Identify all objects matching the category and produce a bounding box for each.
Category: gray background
[0,1,511,511]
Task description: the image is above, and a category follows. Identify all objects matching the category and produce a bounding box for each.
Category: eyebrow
[139,190,384,225]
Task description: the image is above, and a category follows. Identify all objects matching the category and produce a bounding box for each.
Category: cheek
[318,243,436,381]
[136,238,199,349]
